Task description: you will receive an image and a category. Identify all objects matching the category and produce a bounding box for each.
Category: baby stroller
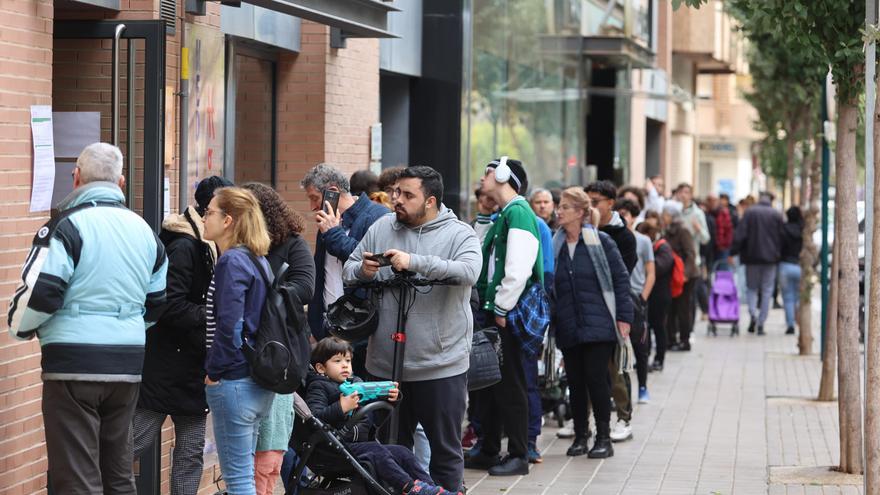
[708,260,740,336]
[286,393,395,495]
[539,329,569,427]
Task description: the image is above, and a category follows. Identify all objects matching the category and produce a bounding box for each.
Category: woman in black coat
[552,187,633,459]
[133,175,232,495]
[243,182,316,490]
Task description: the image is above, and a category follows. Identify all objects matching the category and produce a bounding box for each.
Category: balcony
[541,0,656,69]
[673,0,743,74]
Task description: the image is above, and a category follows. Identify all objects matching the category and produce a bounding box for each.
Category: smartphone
[365,253,392,267]
[322,189,340,214]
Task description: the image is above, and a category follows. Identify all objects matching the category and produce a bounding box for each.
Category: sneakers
[461,425,477,449]
[785,326,795,335]
[638,386,650,404]
[556,426,575,438]
[609,419,633,442]
[650,360,664,372]
[488,455,529,476]
[527,441,543,464]
[757,325,765,336]
[407,480,447,495]
[463,451,499,471]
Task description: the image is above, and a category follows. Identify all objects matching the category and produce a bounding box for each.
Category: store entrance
[52,19,167,495]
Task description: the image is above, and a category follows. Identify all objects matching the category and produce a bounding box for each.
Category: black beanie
[487,157,529,195]
[195,176,234,215]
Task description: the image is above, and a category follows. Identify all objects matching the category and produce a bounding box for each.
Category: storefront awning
[242,0,398,38]
[540,35,655,69]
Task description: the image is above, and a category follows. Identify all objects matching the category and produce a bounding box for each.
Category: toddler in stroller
[300,337,451,495]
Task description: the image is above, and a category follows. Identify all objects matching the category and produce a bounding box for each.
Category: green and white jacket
[475,196,543,317]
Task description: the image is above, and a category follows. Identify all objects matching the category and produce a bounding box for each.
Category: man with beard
[343,166,482,493]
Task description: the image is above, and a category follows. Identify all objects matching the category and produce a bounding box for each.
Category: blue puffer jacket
[552,231,633,350]
[307,193,389,339]
[8,182,168,382]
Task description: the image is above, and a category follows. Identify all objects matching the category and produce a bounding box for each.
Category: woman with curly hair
[241,183,315,494]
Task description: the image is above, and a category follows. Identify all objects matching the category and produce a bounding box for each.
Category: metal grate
[160,0,176,34]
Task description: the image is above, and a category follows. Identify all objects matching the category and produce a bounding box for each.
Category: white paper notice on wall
[30,106,56,213]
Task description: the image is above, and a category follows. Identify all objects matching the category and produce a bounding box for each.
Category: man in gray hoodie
[343,166,482,492]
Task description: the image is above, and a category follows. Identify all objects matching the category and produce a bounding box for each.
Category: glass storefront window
[461,0,586,216]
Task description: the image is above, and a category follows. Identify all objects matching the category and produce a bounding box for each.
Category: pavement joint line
[499,473,525,494]
[578,458,605,495]
[617,340,694,493]
[655,338,708,493]
[539,454,574,495]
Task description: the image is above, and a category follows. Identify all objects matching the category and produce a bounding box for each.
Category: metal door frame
[51,20,166,495]
[54,20,166,232]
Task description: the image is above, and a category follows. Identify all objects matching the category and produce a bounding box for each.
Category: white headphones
[494,156,511,183]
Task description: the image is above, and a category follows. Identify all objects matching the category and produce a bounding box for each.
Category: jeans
[413,423,431,473]
[521,350,542,442]
[746,263,777,326]
[205,377,274,495]
[779,261,802,328]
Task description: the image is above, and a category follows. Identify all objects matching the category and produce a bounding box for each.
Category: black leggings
[562,342,616,439]
[648,294,670,364]
[630,303,650,389]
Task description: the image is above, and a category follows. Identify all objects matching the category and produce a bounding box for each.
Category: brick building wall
[0,0,54,492]
[0,5,379,493]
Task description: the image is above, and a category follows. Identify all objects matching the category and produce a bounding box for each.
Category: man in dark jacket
[731,192,783,335]
[302,164,389,375]
[134,175,231,495]
[586,181,637,273]
[585,180,637,442]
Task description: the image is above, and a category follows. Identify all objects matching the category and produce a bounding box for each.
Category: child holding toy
[305,337,455,495]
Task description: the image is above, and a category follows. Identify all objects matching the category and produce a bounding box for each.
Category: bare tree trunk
[865,85,880,494]
[818,227,839,401]
[835,102,863,475]
[798,140,820,355]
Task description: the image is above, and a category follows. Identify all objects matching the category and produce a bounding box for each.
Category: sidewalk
[463,305,864,495]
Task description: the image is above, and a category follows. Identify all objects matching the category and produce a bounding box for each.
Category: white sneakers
[609,419,633,442]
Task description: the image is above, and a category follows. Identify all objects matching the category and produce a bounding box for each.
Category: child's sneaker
[527,440,543,464]
[407,480,445,494]
[638,386,650,404]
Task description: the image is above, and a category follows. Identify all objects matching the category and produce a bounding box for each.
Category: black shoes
[464,452,500,471]
[786,326,795,335]
[650,360,664,372]
[748,319,756,333]
[668,343,681,351]
[488,456,529,476]
[566,436,589,457]
[679,342,691,351]
[588,437,614,458]
[757,326,765,336]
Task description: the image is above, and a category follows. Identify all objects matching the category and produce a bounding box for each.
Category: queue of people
[8,142,801,495]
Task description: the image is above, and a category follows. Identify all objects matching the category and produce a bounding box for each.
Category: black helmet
[325,293,379,342]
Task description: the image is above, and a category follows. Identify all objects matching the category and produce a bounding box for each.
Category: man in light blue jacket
[8,143,168,495]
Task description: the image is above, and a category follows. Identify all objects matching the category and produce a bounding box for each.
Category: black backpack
[242,251,310,394]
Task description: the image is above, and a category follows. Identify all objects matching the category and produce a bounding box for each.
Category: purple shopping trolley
[708,260,740,336]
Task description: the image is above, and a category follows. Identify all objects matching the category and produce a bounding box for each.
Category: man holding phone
[343,166,482,493]
[301,164,390,361]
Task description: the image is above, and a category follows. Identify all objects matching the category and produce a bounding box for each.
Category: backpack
[653,239,686,298]
[242,251,310,394]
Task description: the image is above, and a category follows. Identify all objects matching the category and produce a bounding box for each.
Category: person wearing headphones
[466,157,543,477]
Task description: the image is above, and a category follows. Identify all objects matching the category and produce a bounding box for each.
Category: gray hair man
[301,163,389,351]
[8,142,168,494]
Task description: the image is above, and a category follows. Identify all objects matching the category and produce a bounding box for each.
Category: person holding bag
[202,186,274,495]
[551,187,633,459]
